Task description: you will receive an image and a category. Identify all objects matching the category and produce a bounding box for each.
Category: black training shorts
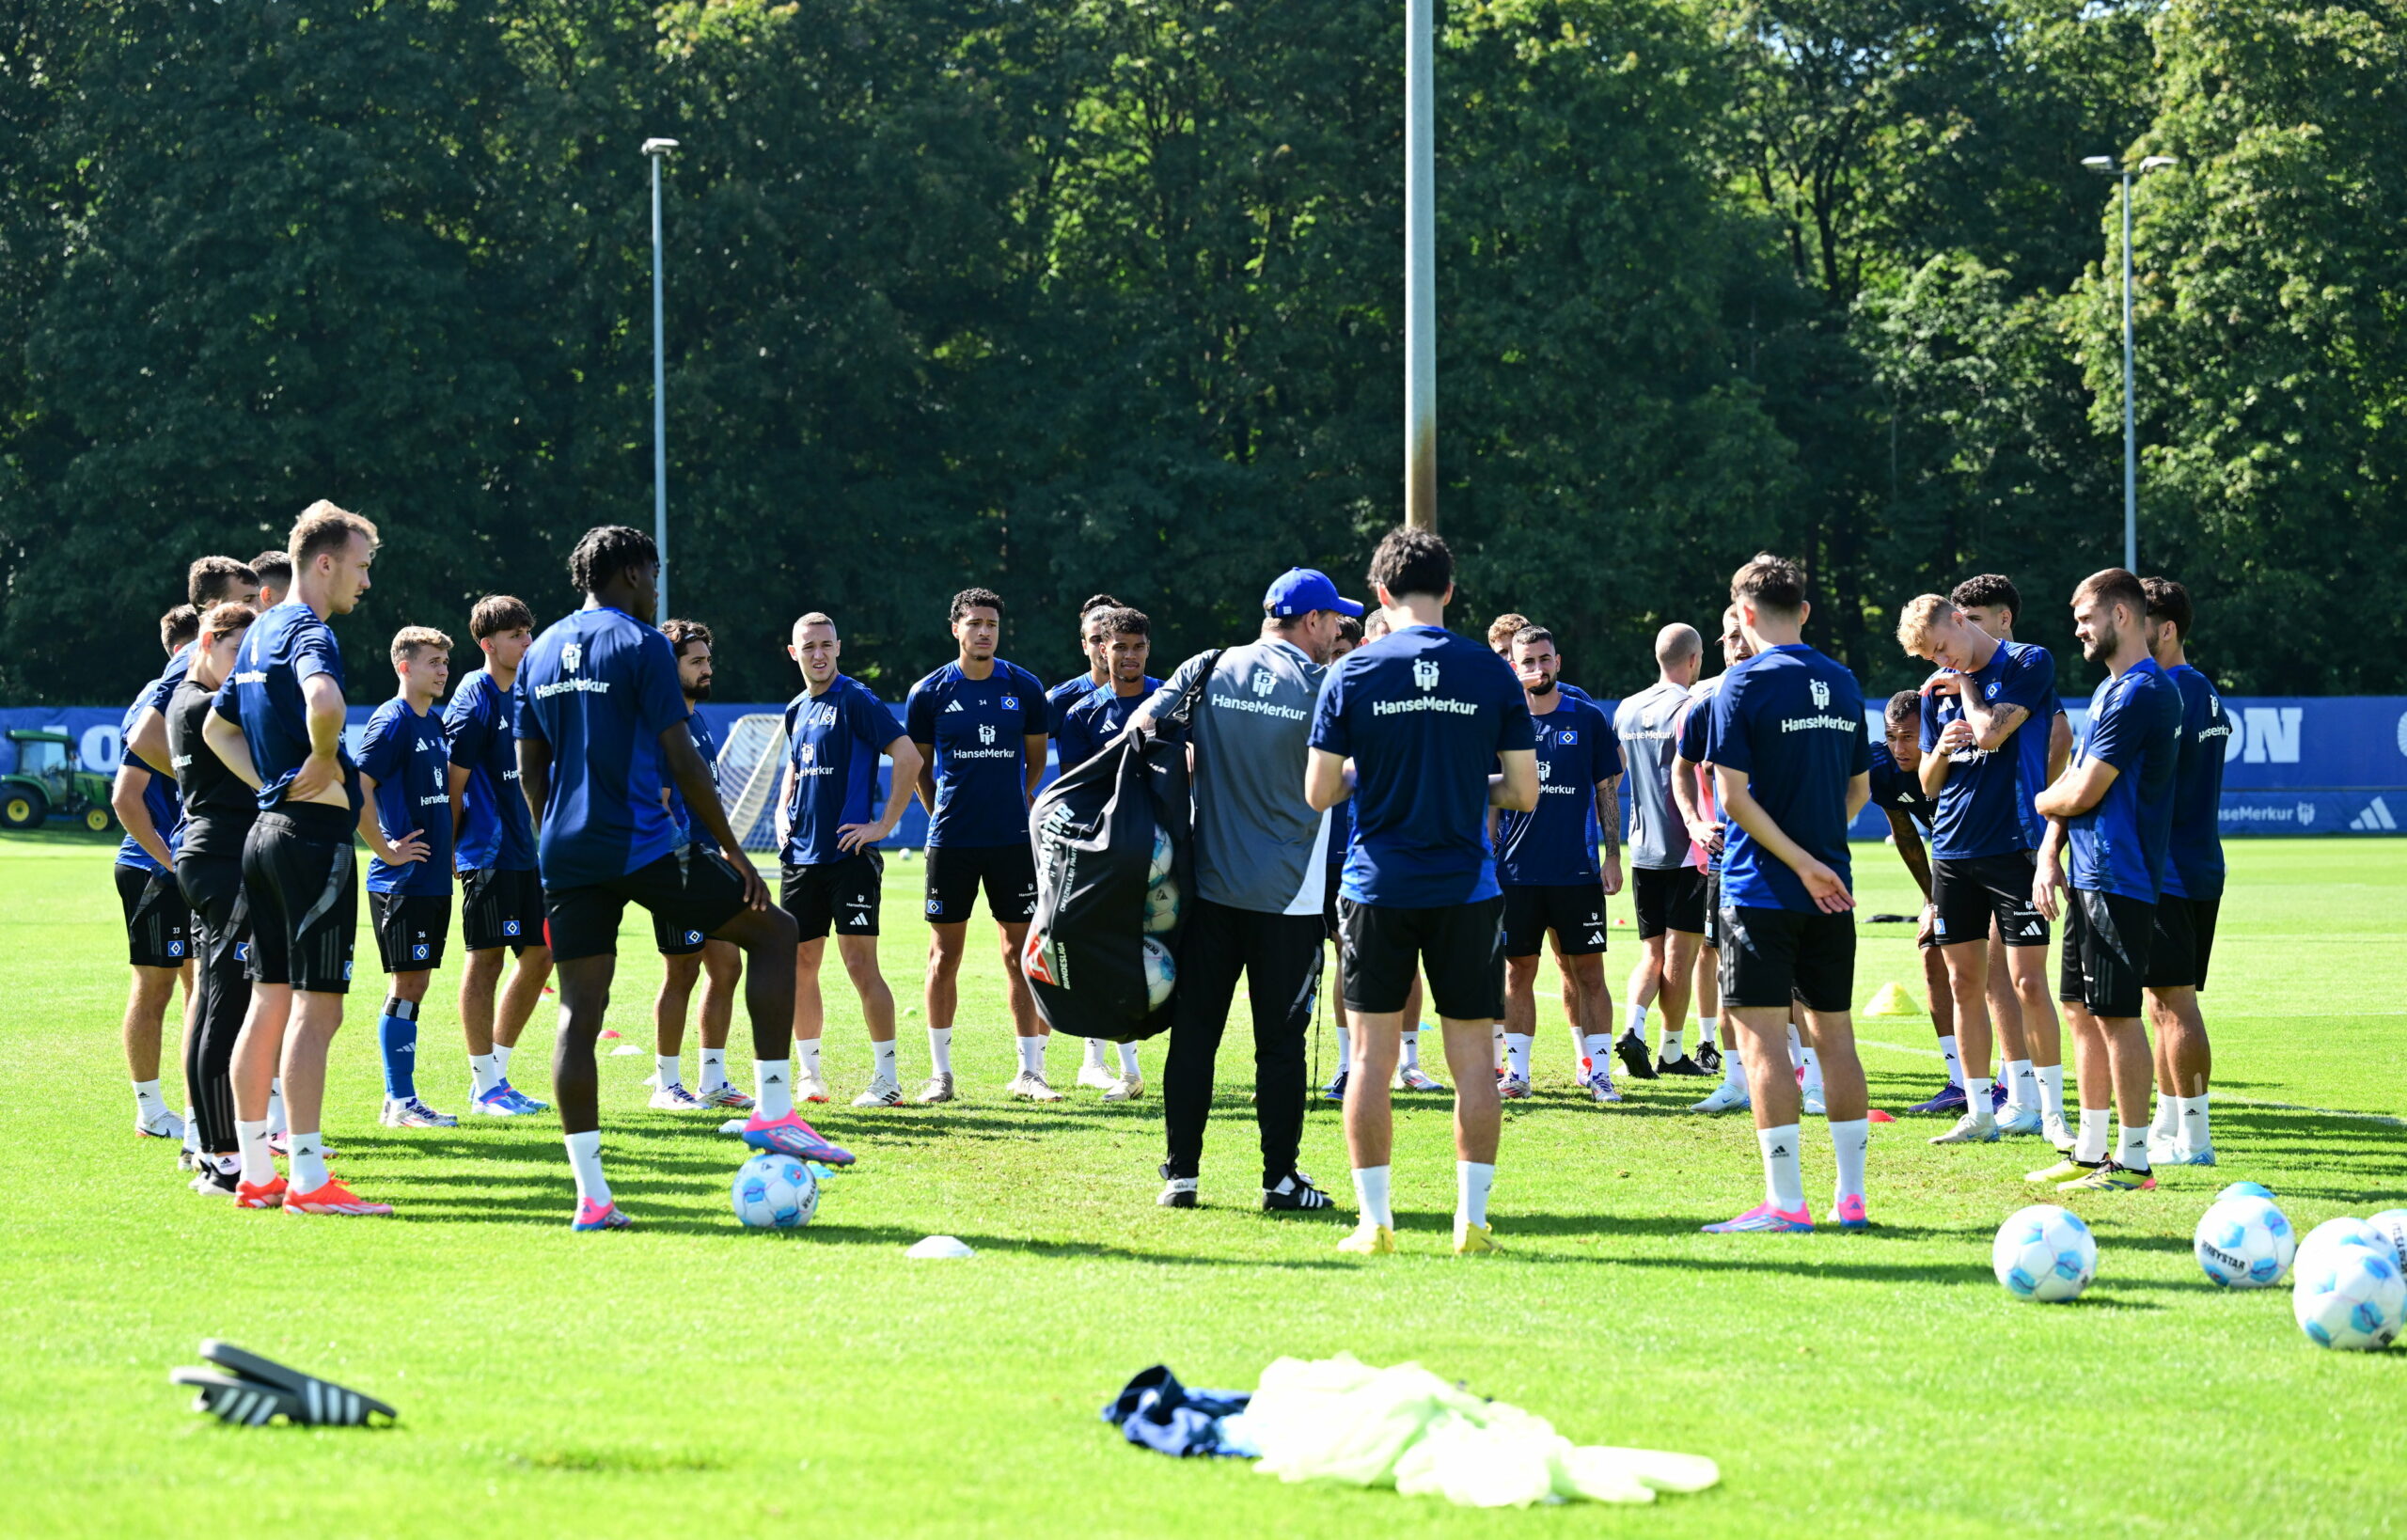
[781,851,884,942]
[242,804,359,994]
[1931,850,2049,948]
[1631,864,1707,939]
[545,843,750,965]
[2144,894,2219,992]
[116,862,191,969]
[1501,882,1608,959]
[460,865,545,953]
[1339,896,1506,1023]
[1719,904,1855,1014]
[1703,867,1725,950]
[371,889,452,975]
[923,841,1037,927]
[2060,887,2154,1019]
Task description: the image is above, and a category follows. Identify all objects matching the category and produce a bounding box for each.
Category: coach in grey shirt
[1137,567,1359,1213]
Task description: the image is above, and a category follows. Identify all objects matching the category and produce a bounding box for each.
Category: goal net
[713,713,788,854]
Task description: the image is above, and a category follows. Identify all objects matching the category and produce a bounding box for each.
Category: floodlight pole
[2084,153,2174,574]
[644,137,679,619]
[1404,0,1436,531]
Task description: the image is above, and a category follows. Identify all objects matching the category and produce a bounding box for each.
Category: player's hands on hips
[736,856,772,912]
[2031,859,2067,923]
[1599,856,1624,897]
[290,749,339,802]
[1797,858,1854,913]
[387,828,430,865]
[835,820,889,856]
[1938,719,1976,756]
[1921,668,1961,699]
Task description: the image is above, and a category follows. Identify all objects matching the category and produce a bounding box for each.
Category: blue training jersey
[444,667,537,872]
[2066,657,2182,902]
[211,600,357,811]
[1919,638,2055,859]
[513,606,691,888]
[1498,695,1619,888]
[115,680,182,872]
[1046,673,1105,737]
[358,698,455,895]
[1865,741,1936,835]
[1057,678,1161,771]
[1310,626,1534,908]
[2162,664,2230,902]
[1707,644,1870,913]
[664,707,720,854]
[781,675,906,868]
[904,659,1046,848]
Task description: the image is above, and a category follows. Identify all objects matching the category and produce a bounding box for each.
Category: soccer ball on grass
[2192,1196,2295,1289]
[2291,1247,2406,1350]
[1992,1204,2096,1303]
[732,1153,820,1230]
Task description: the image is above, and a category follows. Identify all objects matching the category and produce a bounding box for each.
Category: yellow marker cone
[1864,981,1922,1018]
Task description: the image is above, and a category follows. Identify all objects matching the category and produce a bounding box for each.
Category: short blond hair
[1486,612,1530,649]
[793,611,837,636]
[391,625,453,666]
[1894,593,1955,654]
[291,500,380,567]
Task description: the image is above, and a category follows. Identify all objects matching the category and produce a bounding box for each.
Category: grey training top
[1613,679,1696,871]
[1145,638,1332,916]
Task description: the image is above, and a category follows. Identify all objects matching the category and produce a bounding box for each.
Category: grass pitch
[2,830,2402,1538]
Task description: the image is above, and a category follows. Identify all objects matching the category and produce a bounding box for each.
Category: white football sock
[926,1027,954,1076]
[1456,1160,1495,1229]
[1016,1035,1046,1076]
[1582,1033,1613,1076]
[2005,1058,2037,1110]
[1800,1045,1823,1095]
[564,1128,609,1204]
[1491,1023,1507,1071]
[2116,1123,2150,1171]
[1084,1036,1108,1070]
[265,1076,287,1135]
[2075,1107,2111,1163]
[1938,1033,1962,1088]
[798,1039,823,1081]
[134,1079,167,1122]
[1353,1165,1394,1230]
[1662,1029,1684,1062]
[181,1108,198,1152]
[493,1043,515,1081]
[700,1047,729,1092]
[469,1052,500,1096]
[1696,1013,1716,1045]
[1830,1117,1869,1202]
[1399,1027,1422,1071]
[1116,1041,1141,1077]
[1627,1002,1648,1037]
[287,1132,329,1194]
[2148,1094,2179,1143]
[872,1039,898,1083]
[756,1061,794,1121]
[2177,1093,2210,1149]
[654,1054,683,1091]
[1722,1043,1748,1090]
[1757,1124,1805,1212]
[1335,1024,1352,1069]
[236,1118,274,1189]
[1786,1022,1803,1065]
[2037,1063,2065,1122]
[1504,1032,1533,1082]
[1965,1075,1993,1118]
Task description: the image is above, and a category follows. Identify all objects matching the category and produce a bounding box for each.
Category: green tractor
[2,728,118,833]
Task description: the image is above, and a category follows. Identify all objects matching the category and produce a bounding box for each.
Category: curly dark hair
[661,618,714,655]
[1366,526,1452,601]
[1731,552,1808,617]
[568,526,658,596]
[1950,574,2022,626]
[950,587,1005,624]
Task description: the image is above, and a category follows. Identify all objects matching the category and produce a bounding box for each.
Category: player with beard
[1672,607,1754,1106]
[515,526,849,1230]
[646,621,754,1110]
[1059,605,1161,1098]
[1045,595,1124,735]
[905,589,1051,1102]
[2136,577,2226,1167]
[2030,569,2181,1192]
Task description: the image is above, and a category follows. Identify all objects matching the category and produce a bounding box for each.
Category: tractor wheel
[84,807,115,834]
[0,788,46,829]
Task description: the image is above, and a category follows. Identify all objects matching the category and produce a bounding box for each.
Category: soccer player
[249,550,292,610]
[1896,590,2067,1146]
[1497,625,1623,1102]
[2139,577,2226,1167]
[774,612,920,1108]
[1143,568,1358,1212]
[905,589,1050,1102]
[1613,623,1705,1083]
[1866,690,1965,1108]
[1671,607,1753,1103]
[202,500,391,1216]
[2029,568,2181,1192]
[445,595,552,1116]
[1307,527,1537,1256]
[114,605,199,1143]
[355,626,460,1129]
[647,621,752,1109]
[122,556,263,782]
[1698,554,1874,1234]
[169,601,259,1194]
[515,526,848,1230]
[1045,594,1125,734]
[1058,605,1161,1096]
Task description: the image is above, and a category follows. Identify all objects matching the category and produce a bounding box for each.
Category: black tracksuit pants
[175,850,251,1155]
[1161,897,1324,1186]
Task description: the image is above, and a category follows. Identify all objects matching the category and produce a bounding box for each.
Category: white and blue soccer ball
[2193,1196,2295,1289]
[1147,825,1173,885]
[1993,1205,2097,1303]
[1141,935,1176,1010]
[2216,1181,2276,1203]
[2290,1246,2406,1351]
[2364,1209,2407,1268]
[1143,876,1181,935]
[2295,1217,2387,1275]
[732,1152,820,1230]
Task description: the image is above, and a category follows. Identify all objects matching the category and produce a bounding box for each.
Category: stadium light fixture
[2084,153,2177,573]
[643,137,680,620]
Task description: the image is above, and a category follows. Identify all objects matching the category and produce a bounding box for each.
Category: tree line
[1,0,2399,708]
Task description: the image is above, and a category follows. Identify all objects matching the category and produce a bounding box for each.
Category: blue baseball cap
[1263,567,1363,619]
